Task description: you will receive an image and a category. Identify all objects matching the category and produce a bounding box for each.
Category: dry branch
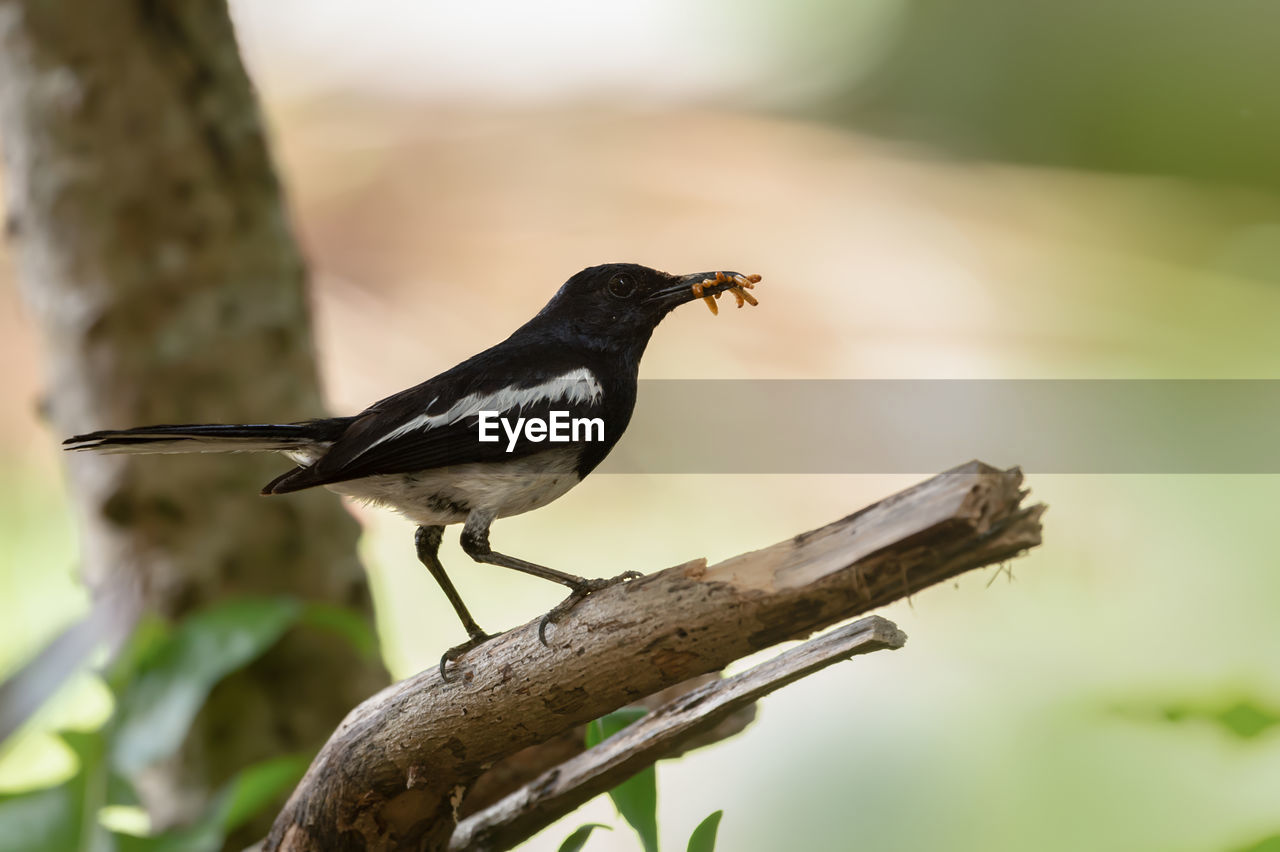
[453,614,906,851]
[458,671,757,818]
[266,461,1045,851]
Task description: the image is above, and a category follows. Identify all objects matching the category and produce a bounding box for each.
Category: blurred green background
[2,1,1278,849]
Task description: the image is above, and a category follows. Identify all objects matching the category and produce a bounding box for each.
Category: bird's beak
[646,271,755,310]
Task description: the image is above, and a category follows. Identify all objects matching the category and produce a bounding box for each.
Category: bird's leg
[534,574,641,645]
[459,510,641,645]
[415,525,493,679]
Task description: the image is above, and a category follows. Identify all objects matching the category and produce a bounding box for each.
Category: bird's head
[528,263,756,351]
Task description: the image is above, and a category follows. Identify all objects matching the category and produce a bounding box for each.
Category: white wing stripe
[360,368,603,455]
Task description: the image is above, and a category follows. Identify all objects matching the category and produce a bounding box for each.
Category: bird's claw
[438,631,494,682]
[538,571,644,645]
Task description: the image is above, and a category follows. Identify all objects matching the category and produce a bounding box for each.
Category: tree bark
[457,671,758,819]
[266,462,1044,852]
[0,1,387,845]
[453,614,907,851]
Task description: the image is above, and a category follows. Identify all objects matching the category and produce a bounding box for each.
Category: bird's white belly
[326,448,583,526]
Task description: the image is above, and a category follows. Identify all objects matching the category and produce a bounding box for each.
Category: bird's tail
[63,420,351,455]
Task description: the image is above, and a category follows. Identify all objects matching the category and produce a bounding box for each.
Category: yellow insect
[690,271,761,316]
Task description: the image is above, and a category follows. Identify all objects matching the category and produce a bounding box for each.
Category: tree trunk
[0,1,388,845]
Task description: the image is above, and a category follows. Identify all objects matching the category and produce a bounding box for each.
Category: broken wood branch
[265,461,1045,851]
[458,670,758,818]
[452,614,906,851]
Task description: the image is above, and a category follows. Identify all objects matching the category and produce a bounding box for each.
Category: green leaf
[112,750,314,852]
[1140,697,1280,740]
[113,820,220,852]
[106,772,141,808]
[103,615,170,696]
[584,708,648,748]
[299,602,380,660]
[686,810,723,852]
[0,728,111,852]
[110,597,303,775]
[217,751,313,833]
[114,814,228,852]
[585,708,657,852]
[1213,701,1280,739]
[557,823,612,852]
[0,785,82,852]
[0,600,309,852]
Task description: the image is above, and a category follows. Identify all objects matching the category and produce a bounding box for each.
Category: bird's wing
[264,366,607,493]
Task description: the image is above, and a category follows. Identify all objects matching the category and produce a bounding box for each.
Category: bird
[65,263,760,676]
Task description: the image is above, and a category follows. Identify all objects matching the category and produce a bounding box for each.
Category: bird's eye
[607,274,637,299]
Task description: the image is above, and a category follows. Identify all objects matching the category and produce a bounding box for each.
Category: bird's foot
[538,571,643,645]
[439,630,496,682]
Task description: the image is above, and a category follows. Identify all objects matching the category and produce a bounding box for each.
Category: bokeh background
[3,1,1279,849]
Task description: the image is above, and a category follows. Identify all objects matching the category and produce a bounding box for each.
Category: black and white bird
[65,263,759,674]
